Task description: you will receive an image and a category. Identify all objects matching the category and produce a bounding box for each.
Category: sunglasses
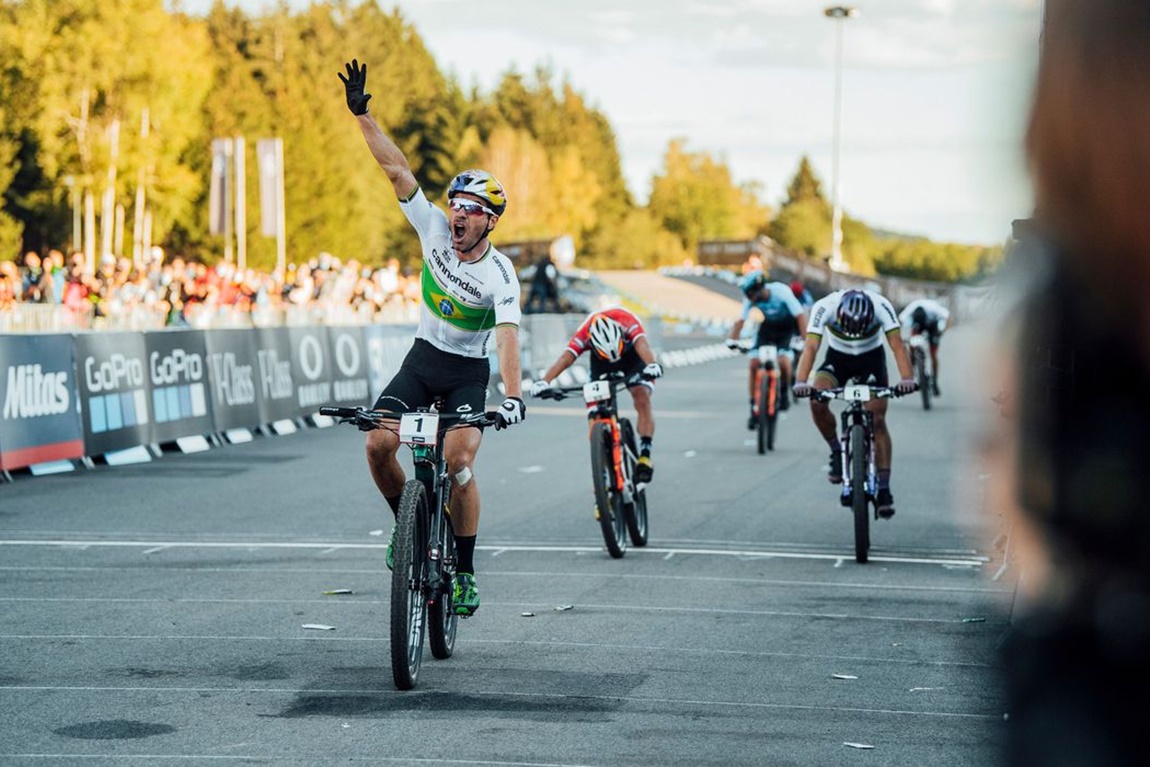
[449,198,494,217]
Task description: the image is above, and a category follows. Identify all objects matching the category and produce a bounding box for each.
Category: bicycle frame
[581,377,639,504]
[836,390,878,506]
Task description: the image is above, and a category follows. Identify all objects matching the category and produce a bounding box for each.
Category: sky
[174,0,1044,246]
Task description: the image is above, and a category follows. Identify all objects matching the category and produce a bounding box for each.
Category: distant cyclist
[340,59,526,617]
[725,271,808,428]
[530,307,663,483]
[792,288,916,518]
[898,298,950,397]
[791,280,815,310]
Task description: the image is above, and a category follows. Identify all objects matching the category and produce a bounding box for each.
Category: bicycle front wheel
[849,424,870,564]
[756,372,769,455]
[590,421,627,558]
[914,349,932,411]
[620,418,648,547]
[427,507,458,661]
[765,371,778,452]
[391,479,429,690]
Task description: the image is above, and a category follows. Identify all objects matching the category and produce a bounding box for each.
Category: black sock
[827,437,841,453]
[385,494,402,516]
[456,535,477,575]
[877,470,891,491]
[640,436,653,459]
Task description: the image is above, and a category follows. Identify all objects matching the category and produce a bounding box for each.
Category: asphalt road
[0,324,1012,766]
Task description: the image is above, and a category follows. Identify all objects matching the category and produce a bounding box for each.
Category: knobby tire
[915,348,932,411]
[590,421,627,558]
[427,502,458,661]
[391,479,429,690]
[850,424,870,564]
[620,418,649,547]
[756,372,768,455]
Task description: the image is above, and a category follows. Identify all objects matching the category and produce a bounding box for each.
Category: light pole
[825,5,858,273]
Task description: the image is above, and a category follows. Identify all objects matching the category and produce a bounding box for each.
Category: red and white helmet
[588,315,625,362]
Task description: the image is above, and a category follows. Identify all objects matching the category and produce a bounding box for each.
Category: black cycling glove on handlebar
[338,59,372,115]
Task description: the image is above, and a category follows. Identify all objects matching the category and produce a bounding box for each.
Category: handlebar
[793,385,909,403]
[319,405,499,431]
[535,370,653,401]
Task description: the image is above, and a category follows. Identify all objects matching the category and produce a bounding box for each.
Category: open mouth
[452,220,467,240]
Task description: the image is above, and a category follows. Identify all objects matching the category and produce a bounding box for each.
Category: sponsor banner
[289,326,334,415]
[75,332,153,455]
[144,330,214,443]
[254,327,297,423]
[0,334,85,470]
[326,326,372,407]
[363,325,415,402]
[204,329,262,431]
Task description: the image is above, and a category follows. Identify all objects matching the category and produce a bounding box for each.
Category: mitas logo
[3,364,70,419]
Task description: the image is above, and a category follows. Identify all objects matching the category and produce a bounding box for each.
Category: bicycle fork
[416,451,453,607]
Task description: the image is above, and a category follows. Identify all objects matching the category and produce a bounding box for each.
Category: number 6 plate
[843,385,871,402]
[399,412,439,445]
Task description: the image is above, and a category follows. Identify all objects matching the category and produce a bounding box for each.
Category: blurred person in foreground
[993,2,1150,764]
[340,59,525,616]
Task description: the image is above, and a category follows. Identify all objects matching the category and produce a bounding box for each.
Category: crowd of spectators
[1,247,422,330]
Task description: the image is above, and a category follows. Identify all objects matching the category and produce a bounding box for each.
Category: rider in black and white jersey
[340,59,525,616]
[792,288,916,518]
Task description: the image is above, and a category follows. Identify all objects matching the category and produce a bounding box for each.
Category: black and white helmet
[588,315,625,362]
[835,290,876,338]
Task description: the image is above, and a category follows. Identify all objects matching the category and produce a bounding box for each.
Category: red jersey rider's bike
[801,385,907,564]
[537,371,652,558]
[320,404,496,691]
[740,343,788,453]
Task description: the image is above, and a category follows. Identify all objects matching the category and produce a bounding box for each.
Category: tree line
[0,0,1001,282]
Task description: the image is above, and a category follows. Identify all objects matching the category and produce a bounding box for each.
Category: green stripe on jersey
[421,262,495,331]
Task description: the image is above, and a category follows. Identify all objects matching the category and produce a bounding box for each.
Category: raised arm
[338,59,417,200]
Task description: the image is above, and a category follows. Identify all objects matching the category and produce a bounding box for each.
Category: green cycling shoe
[453,573,480,617]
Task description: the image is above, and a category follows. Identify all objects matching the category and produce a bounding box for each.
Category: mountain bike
[740,343,788,453]
[803,385,907,564]
[908,333,933,411]
[535,371,652,558]
[319,403,496,691]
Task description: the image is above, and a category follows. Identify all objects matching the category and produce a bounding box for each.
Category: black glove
[338,59,372,116]
[494,396,526,430]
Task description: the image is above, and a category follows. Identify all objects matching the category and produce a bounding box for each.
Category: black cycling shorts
[589,346,654,392]
[755,320,798,352]
[816,346,889,387]
[911,320,942,347]
[374,338,490,417]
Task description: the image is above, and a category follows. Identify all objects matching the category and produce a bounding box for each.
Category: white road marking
[0,538,987,567]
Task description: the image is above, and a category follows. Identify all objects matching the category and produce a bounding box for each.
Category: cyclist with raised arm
[725,271,808,427]
[529,308,663,483]
[339,59,525,616]
[792,288,916,518]
[898,298,950,397]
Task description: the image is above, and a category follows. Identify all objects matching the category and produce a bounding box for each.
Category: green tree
[647,139,769,254]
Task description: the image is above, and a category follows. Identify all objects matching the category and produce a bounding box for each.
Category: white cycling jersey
[898,298,950,336]
[807,289,900,355]
[399,187,521,358]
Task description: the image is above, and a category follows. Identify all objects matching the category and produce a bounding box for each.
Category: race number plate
[758,345,778,365]
[843,385,871,402]
[582,380,612,404]
[399,412,439,445]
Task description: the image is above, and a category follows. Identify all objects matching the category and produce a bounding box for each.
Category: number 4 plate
[582,380,612,404]
[843,385,871,402]
[399,412,439,445]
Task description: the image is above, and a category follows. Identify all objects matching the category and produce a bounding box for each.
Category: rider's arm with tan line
[496,325,523,399]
